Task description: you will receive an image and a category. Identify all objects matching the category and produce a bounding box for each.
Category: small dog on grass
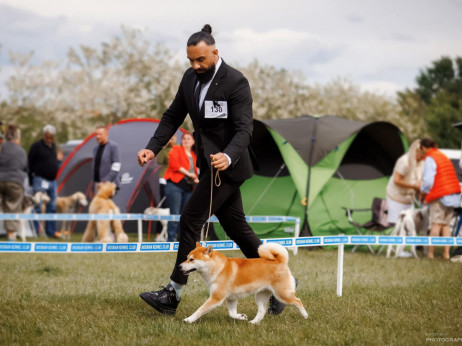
[386,207,430,258]
[180,242,308,324]
[56,191,88,239]
[81,182,128,243]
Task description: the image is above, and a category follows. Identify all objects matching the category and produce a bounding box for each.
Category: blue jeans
[165,181,192,242]
[32,176,57,237]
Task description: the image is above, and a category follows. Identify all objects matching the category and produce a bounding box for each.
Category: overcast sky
[1,0,461,98]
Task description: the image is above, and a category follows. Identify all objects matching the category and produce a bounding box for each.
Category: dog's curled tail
[258,243,289,264]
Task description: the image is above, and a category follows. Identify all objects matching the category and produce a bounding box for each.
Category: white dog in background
[386,207,430,258]
[19,191,51,241]
[143,206,170,242]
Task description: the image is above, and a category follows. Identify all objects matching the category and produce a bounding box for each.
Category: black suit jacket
[146,60,256,182]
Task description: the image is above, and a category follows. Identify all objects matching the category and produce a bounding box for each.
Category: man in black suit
[137,25,287,316]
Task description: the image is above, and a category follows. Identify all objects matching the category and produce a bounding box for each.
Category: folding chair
[342,197,392,254]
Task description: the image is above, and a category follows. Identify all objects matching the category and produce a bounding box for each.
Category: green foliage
[1,26,410,149]
[3,27,460,149]
[402,56,462,148]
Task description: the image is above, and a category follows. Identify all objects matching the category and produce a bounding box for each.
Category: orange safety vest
[425,148,461,203]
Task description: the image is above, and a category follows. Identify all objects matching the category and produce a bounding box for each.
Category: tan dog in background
[180,242,308,324]
[81,182,128,243]
[56,191,88,239]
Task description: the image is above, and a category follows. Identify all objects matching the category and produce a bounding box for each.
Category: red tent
[56,118,186,234]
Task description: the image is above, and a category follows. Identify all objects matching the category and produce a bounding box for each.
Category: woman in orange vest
[163,132,199,242]
[420,138,461,259]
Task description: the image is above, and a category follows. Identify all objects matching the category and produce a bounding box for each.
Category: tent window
[335,124,404,180]
[251,122,290,177]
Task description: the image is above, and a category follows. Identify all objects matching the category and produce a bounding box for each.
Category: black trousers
[170,169,261,285]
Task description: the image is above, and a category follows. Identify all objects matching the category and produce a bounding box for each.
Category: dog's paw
[238,314,248,321]
[184,316,196,323]
[116,233,129,243]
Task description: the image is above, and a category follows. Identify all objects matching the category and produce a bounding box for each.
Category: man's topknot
[201,24,212,34]
[187,24,215,46]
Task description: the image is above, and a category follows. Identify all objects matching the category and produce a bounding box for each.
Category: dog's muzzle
[180,264,197,275]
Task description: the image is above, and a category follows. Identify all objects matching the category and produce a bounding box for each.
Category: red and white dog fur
[180,242,308,324]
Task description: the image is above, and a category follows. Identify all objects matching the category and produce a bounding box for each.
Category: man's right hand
[137,149,154,167]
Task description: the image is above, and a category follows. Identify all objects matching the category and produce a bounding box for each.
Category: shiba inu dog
[180,242,308,324]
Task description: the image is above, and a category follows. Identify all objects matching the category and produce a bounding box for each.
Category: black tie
[195,81,202,112]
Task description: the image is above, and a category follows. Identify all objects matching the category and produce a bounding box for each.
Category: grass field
[1,241,461,346]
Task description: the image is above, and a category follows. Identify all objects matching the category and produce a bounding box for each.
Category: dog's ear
[205,245,213,256]
[195,242,201,248]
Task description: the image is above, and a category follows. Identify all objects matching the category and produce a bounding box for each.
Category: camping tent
[56,118,186,233]
[213,115,408,239]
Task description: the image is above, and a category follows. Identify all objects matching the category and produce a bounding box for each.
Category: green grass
[1,245,461,345]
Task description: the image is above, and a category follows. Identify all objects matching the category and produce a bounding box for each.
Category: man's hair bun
[201,24,212,34]
[187,24,215,46]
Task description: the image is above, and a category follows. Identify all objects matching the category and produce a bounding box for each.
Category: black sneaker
[140,284,180,315]
[267,277,298,315]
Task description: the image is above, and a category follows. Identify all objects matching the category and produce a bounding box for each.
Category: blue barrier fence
[0,213,301,250]
[0,235,460,253]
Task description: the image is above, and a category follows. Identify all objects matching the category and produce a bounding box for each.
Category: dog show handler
[28,124,59,238]
[92,125,121,191]
[137,24,288,316]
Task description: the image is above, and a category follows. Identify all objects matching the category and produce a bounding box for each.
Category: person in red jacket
[163,132,199,242]
[420,138,461,259]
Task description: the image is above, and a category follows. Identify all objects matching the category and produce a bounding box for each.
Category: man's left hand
[210,153,229,171]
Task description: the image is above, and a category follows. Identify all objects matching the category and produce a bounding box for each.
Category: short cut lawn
[1,245,461,345]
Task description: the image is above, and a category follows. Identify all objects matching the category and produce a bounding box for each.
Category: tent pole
[302,118,318,236]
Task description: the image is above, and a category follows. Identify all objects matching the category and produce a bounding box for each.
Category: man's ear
[205,245,213,256]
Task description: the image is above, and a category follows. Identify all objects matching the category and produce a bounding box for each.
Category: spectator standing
[420,138,461,259]
[163,132,198,242]
[92,125,121,192]
[386,139,425,225]
[156,134,178,203]
[28,125,59,238]
[154,134,177,241]
[0,125,28,240]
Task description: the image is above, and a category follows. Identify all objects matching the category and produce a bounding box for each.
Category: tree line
[0,26,460,151]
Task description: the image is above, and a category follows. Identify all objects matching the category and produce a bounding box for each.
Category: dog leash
[203,163,221,241]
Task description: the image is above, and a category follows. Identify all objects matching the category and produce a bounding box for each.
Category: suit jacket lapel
[204,60,228,103]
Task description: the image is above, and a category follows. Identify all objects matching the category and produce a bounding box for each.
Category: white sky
[1,0,462,98]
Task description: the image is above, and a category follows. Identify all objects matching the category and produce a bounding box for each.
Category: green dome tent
[213,115,408,239]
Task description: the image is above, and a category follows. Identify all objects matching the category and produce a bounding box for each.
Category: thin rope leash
[203,162,221,241]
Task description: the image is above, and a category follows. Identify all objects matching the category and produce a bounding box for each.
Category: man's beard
[195,63,216,84]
